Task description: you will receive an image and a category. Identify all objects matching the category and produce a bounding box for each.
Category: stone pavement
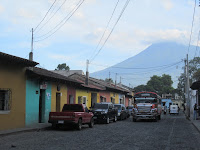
[0,123,51,137]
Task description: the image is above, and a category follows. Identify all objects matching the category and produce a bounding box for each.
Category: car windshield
[127,106,133,109]
[93,104,108,109]
[135,98,157,104]
[62,105,83,112]
[114,105,121,110]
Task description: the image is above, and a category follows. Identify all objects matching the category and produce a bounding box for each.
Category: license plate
[58,120,64,124]
[93,116,97,119]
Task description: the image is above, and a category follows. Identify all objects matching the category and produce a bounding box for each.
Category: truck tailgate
[49,112,77,121]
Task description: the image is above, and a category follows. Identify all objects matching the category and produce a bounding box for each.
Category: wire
[187,0,196,54]
[90,60,183,70]
[90,0,131,63]
[34,0,57,32]
[35,0,67,34]
[34,0,84,42]
[89,0,120,61]
[109,61,183,75]
[194,30,200,58]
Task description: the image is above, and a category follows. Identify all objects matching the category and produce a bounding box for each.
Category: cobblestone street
[0,112,200,150]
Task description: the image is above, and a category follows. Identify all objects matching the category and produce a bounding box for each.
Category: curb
[191,122,200,134]
[0,126,50,137]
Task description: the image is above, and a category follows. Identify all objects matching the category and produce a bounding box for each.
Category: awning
[191,81,200,90]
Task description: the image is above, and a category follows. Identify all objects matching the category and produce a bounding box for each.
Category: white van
[169,105,179,115]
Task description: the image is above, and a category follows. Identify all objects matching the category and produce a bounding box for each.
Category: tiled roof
[68,73,106,90]
[69,73,129,93]
[26,67,81,84]
[0,51,38,67]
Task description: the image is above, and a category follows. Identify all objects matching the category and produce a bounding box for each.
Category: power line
[34,0,84,42]
[34,0,57,32]
[187,0,196,54]
[35,0,67,34]
[89,0,120,61]
[90,60,183,70]
[109,60,183,75]
[90,0,131,63]
[194,30,200,58]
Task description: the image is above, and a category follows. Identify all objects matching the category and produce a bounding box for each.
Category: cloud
[17,8,35,19]
[0,4,4,14]
[48,53,73,62]
[161,0,174,11]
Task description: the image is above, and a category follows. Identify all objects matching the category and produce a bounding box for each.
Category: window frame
[0,88,12,114]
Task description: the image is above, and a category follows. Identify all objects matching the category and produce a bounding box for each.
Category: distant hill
[90,42,198,88]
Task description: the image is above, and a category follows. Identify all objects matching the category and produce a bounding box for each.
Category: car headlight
[101,111,106,114]
[118,112,121,116]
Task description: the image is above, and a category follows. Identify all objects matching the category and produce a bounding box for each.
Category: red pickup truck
[48,104,94,130]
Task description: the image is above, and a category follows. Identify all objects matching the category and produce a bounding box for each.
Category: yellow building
[110,92,119,104]
[0,52,38,130]
[51,83,68,112]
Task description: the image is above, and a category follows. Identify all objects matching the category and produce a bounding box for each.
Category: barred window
[0,89,11,111]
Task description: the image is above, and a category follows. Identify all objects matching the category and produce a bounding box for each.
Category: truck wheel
[77,119,82,130]
[154,116,158,122]
[106,117,110,124]
[120,115,123,120]
[113,115,117,122]
[52,123,59,129]
[89,118,94,128]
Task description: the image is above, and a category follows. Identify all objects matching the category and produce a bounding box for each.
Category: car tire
[113,115,117,122]
[77,118,82,130]
[52,123,59,129]
[89,118,94,128]
[106,117,110,124]
[120,115,123,120]
[154,116,158,122]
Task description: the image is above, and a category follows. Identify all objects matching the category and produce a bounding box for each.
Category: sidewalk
[191,119,200,133]
[0,123,51,137]
[189,113,200,133]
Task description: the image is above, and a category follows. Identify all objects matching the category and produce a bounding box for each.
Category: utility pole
[85,59,89,85]
[185,54,190,118]
[29,28,33,61]
[115,73,117,86]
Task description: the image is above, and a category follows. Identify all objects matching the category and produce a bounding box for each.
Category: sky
[0,0,199,83]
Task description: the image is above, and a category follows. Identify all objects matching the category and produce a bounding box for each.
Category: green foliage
[177,57,200,98]
[193,68,200,81]
[134,74,174,96]
[55,63,70,71]
[105,78,114,83]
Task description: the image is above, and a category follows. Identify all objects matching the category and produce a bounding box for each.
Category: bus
[132,91,162,122]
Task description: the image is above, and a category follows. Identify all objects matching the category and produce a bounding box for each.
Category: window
[100,96,106,102]
[78,96,82,104]
[83,96,87,104]
[111,98,115,104]
[0,89,11,111]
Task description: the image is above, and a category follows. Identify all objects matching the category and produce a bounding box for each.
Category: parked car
[114,104,129,120]
[169,105,179,115]
[126,105,133,117]
[91,102,118,124]
[48,104,94,130]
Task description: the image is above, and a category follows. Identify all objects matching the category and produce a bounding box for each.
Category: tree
[55,63,70,71]
[105,78,114,83]
[177,57,200,98]
[134,74,174,96]
[193,68,200,81]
